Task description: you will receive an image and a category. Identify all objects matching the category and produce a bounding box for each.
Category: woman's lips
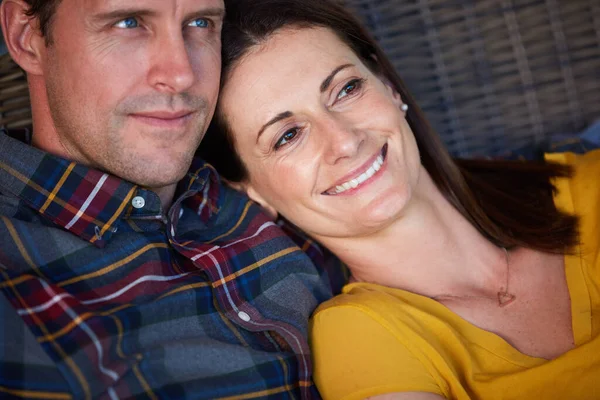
[324,144,388,195]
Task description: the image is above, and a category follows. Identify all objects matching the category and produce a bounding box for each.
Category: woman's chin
[329,198,409,238]
[359,187,411,226]
[352,211,403,235]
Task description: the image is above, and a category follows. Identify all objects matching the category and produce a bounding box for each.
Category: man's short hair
[24,0,61,42]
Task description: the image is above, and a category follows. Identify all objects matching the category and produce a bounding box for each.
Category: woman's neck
[315,168,510,299]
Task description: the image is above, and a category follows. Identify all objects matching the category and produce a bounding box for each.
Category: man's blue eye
[115,17,139,29]
[188,18,210,28]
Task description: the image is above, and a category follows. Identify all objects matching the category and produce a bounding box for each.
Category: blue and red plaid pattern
[0,131,343,399]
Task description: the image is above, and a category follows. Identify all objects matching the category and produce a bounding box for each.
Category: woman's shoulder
[311,283,456,342]
[545,147,600,187]
[545,147,600,167]
[310,283,449,400]
[313,283,420,319]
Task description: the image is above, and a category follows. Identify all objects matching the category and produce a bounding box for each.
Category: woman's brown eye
[337,78,364,100]
[274,128,299,150]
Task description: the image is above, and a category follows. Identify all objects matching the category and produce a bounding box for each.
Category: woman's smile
[323,143,388,196]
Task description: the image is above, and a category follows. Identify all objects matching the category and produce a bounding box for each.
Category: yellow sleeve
[546,148,600,260]
[310,304,445,400]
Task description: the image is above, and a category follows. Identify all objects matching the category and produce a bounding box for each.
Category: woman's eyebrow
[255,64,353,143]
[320,63,353,93]
[257,111,293,143]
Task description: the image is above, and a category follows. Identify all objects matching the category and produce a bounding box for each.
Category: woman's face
[219,27,422,240]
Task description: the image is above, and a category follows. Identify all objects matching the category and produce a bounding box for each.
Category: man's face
[41,0,224,188]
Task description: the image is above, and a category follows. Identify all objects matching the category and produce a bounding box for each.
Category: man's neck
[152,184,177,212]
[31,126,178,211]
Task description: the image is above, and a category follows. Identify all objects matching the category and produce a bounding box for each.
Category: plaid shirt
[0,131,344,399]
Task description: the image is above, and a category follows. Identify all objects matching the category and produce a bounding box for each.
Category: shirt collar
[0,131,219,247]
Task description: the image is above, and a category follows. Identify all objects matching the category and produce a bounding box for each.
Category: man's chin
[132,168,189,189]
[114,158,191,189]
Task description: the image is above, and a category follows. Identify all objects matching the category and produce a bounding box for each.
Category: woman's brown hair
[199,0,578,253]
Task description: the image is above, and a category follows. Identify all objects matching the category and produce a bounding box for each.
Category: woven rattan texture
[1,2,599,156]
[344,0,600,156]
[0,53,30,130]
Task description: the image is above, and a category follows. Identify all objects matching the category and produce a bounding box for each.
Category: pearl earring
[401,104,409,112]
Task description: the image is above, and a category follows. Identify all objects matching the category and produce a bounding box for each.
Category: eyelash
[274,127,302,150]
[114,17,139,29]
[272,78,366,151]
[335,78,366,103]
[187,18,212,29]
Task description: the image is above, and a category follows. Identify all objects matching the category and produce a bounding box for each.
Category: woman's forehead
[218,26,373,145]
[223,27,364,102]
[235,27,360,78]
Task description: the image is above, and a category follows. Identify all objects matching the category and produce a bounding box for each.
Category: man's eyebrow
[186,7,226,20]
[91,8,158,23]
[199,7,226,17]
[320,63,354,93]
[256,111,293,143]
[91,7,225,23]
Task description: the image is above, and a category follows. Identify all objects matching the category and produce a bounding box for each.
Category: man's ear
[226,180,278,220]
[1,0,46,75]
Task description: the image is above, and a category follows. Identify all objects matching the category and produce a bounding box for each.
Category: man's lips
[323,144,388,195]
[129,110,196,127]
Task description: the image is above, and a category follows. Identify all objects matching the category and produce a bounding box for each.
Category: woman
[199,0,600,398]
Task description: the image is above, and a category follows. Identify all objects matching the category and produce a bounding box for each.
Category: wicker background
[343,0,600,157]
[0,53,30,130]
[1,1,600,157]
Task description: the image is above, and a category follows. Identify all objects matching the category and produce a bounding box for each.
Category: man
[0,0,338,398]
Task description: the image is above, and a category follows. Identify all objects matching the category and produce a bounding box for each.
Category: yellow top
[310,149,600,400]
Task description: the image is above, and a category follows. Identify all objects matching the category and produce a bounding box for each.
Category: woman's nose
[322,117,365,165]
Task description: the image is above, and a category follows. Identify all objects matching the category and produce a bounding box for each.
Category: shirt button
[131,196,145,209]
[238,311,251,322]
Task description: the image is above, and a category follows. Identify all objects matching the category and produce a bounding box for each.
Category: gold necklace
[433,247,516,307]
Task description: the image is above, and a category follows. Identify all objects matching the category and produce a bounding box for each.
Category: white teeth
[329,152,385,194]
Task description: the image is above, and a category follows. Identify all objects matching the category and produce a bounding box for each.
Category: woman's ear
[1,0,46,76]
[226,179,278,220]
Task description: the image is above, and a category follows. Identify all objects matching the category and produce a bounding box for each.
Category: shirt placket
[167,187,316,400]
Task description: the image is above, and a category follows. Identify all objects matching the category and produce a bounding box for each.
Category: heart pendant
[497,292,516,307]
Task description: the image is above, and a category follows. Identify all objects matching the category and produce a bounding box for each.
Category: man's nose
[322,116,365,165]
[147,32,195,94]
